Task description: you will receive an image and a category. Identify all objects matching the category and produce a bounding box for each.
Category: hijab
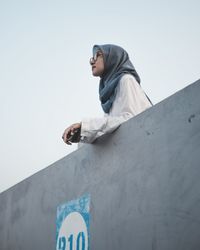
[93,44,141,113]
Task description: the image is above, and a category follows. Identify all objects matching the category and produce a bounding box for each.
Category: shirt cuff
[80,118,91,143]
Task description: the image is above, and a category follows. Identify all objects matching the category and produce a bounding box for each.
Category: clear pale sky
[0,0,199,193]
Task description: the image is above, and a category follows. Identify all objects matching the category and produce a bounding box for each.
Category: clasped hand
[62,123,81,145]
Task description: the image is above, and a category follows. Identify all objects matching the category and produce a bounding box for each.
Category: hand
[62,123,81,145]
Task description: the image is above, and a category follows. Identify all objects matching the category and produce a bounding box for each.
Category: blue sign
[56,194,90,250]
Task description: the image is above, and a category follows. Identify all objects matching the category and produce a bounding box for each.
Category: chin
[92,71,100,77]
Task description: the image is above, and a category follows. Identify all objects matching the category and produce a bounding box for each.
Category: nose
[89,58,95,65]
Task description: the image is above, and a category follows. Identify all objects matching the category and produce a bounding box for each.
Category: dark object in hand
[67,128,81,143]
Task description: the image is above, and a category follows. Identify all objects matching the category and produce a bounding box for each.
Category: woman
[62,44,152,145]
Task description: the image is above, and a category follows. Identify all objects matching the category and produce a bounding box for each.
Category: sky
[0,0,199,193]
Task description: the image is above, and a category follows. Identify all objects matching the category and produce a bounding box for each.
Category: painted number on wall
[58,232,85,250]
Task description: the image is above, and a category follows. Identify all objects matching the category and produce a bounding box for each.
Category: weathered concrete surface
[0,79,200,250]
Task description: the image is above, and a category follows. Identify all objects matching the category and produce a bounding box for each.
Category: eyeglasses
[89,51,103,64]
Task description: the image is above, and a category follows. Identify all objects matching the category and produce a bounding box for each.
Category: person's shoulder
[120,74,138,86]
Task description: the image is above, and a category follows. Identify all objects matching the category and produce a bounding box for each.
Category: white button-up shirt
[81,74,152,143]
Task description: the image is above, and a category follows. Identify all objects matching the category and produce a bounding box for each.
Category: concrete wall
[0,79,200,250]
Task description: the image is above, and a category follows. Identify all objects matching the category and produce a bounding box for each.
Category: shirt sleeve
[80,75,152,143]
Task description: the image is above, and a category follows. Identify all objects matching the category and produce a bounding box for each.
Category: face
[90,51,104,77]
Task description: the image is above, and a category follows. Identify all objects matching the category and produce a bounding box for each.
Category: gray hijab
[93,44,141,113]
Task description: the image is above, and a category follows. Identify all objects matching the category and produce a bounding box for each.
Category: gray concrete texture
[0,79,200,250]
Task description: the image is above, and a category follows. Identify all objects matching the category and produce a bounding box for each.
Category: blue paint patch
[56,194,90,250]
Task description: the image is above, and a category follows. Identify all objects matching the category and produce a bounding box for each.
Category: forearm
[80,112,132,143]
